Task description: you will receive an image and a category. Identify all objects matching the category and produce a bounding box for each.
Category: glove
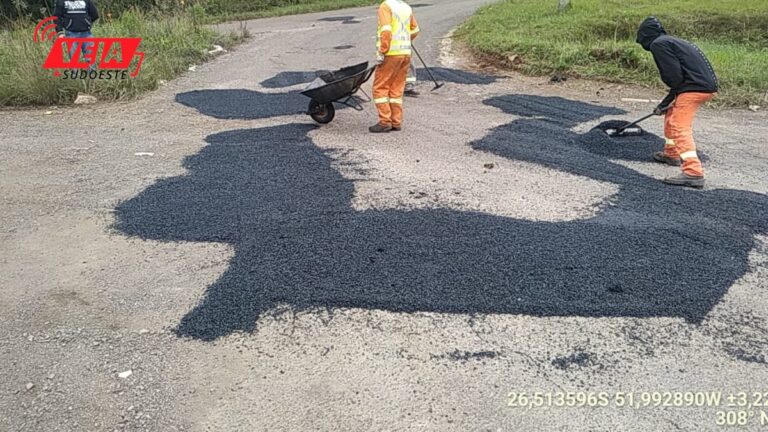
[654,103,673,116]
[375,52,385,65]
[655,91,676,115]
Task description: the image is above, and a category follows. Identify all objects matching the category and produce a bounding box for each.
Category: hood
[636,17,666,51]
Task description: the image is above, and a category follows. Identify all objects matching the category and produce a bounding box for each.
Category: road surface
[2,1,768,430]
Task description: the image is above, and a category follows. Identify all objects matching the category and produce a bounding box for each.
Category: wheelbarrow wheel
[308,100,335,124]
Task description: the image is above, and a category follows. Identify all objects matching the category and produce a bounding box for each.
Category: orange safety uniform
[662,92,715,177]
[373,0,419,128]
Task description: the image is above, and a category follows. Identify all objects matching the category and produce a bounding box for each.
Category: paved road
[2,1,768,430]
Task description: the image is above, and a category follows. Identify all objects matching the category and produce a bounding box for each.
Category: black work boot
[391,125,402,131]
[404,88,419,97]
[652,151,681,166]
[369,123,392,133]
[662,173,705,189]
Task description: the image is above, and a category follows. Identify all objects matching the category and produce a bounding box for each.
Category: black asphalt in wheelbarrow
[301,61,376,124]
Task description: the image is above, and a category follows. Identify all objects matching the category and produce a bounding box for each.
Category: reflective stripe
[680,150,698,160]
[377,0,413,56]
[664,138,676,146]
[374,97,390,104]
[406,76,416,83]
[411,25,420,34]
[389,98,403,104]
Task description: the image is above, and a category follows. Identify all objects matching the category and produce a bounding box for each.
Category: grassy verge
[0,10,247,106]
[459,0,768,107]
[201,0,376,22]
[0,0,377,106]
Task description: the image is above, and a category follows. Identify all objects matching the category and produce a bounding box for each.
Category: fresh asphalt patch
[591,119,709,162]
[260,71,328,88]
[114,94,768,341]
[317,16,361,24]
[258,67,494,89]
[175,89,306,119]
[414,67,497,85]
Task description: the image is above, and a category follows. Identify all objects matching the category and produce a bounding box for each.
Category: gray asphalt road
[2,1,768,431]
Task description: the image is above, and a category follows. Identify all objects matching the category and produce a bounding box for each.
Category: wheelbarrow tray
[301,61,375,105]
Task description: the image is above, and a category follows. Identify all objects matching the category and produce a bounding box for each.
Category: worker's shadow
[114,95,768,341]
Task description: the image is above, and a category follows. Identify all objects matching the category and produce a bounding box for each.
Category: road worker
[370,0,420,133]
[636,17,719,189]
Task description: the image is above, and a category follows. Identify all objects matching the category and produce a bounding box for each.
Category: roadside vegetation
[0,0,376,106]
[459,0,768,107]
[0,9,246,106]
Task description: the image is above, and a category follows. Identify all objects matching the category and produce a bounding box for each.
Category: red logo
[35,17,145,78]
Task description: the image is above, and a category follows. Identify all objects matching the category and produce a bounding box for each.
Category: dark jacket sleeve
[650,41,684,91]
[88,0,100,23]
[659,90,676,109]
[53,0,65,32]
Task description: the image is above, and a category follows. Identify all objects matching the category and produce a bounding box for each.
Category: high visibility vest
[377,0,414,56]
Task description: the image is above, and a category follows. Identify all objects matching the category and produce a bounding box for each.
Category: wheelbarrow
[301,61,376,124]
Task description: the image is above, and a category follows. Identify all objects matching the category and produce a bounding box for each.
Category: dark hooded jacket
[636,17,719,108]
[54,0,99,33]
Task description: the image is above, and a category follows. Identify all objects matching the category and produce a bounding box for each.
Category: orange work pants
[372,55,411,127]
[662,92,715,177]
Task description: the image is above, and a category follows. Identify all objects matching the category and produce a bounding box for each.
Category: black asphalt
[259,67,496,89]
[115,94,768,341]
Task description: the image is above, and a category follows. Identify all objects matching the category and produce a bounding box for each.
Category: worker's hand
[57,32,65,39]
[654,104,670,116]
[376,52,385,65]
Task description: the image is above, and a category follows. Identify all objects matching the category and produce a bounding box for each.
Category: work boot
[404,88,419,97]
[652,151,681,166]
[391,125,402,131]
[369,123,392,133]
[662,173,705,189]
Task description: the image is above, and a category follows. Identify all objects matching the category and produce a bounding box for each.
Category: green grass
[459,0,768,107]
[0,0,377,106]
[0,9,247,106]
[200,0,377,22]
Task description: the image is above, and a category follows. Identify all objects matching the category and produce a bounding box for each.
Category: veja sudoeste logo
[34,16,145,79]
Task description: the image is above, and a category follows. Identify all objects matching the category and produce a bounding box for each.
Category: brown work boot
[652,151,681,166]
[662,173,705,189]
[369,123,392,133]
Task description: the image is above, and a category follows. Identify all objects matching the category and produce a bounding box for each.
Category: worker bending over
[636,17,718,189]
[370,0,420,133]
